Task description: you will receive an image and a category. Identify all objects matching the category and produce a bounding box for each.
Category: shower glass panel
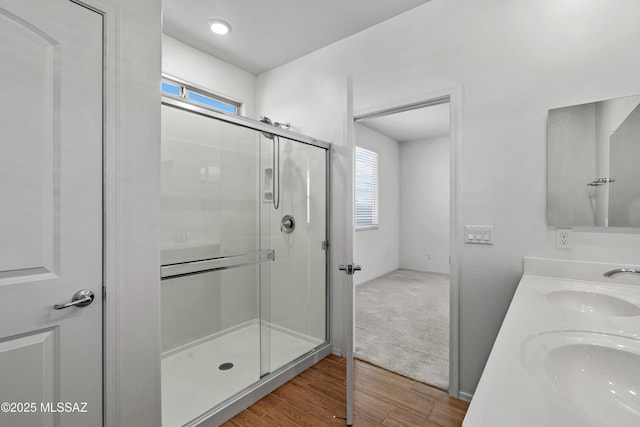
[161,266,261,426]
[160,100,328,427]
[260,136,327,374]
[161,105,263,426]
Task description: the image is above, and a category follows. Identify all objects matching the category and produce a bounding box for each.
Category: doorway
[353,100,452,391]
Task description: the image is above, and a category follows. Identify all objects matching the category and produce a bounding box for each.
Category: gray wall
[400,136,450,274]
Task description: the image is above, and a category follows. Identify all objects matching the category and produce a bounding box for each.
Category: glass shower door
[259,135,327,376]
[160,104,266,426]
[160,98,330,426]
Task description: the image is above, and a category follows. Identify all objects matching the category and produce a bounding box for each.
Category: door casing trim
[351,84,462,399]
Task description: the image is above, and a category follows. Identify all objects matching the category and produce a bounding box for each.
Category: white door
[343,76,357,426]
[0,1,103,426]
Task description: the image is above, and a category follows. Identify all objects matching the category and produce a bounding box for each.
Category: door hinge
[103,286,107,300]
[322,241,329,251]
[266,249,276,261]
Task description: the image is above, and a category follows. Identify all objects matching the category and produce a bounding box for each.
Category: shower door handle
[339,264,362,275]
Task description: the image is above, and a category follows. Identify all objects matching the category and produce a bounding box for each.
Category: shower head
[259,116,291,139]
[273,121,290,130]
[259,116,272,125]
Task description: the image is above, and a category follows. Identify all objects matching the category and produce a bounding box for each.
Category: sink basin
[524,332,640,426]
[546,290,640,316]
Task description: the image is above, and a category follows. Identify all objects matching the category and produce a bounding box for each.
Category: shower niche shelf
[263,167,274,203]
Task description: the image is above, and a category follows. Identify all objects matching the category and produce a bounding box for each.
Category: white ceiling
[162,0,431,75]
[358,103,450,143]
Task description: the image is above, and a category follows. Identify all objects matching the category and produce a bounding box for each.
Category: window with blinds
[355,146,379,229]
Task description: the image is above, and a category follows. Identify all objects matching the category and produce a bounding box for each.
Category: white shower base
[161,321,322,427]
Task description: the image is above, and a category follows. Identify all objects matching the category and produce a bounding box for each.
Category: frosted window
[161,81,181,96]
[187,92,238,114]
[161,77,240,115]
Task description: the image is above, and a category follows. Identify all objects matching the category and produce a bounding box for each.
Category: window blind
[355,146,379,229]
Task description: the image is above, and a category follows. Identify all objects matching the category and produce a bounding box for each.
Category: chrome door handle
[53,289,95,310]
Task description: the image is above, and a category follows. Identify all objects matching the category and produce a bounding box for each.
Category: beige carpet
[355,269,449,390]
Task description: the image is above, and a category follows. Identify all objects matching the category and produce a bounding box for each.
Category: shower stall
[159,93,330,426]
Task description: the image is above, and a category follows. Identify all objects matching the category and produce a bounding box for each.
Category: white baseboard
[399,265,450,276]
[458,391,473,402]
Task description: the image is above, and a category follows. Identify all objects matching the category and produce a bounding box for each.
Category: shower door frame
[162,96,331,151]
[160,95,333,426]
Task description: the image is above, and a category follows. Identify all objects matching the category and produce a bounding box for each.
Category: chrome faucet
[603,268,640,278]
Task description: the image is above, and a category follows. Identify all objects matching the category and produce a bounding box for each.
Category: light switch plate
[465,225,493,245]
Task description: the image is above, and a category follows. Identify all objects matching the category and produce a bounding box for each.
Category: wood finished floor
[222,355,469,426]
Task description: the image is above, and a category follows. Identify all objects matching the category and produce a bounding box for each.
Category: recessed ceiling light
[209,19,231,36]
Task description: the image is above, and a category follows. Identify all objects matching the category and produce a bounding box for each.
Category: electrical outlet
[556,228,572,249]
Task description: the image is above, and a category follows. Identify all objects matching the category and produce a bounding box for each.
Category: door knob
[53,289,95,310]
[339,264,362,275]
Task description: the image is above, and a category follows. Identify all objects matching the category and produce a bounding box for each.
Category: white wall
[354,123,400,285]
[256,0,640,397]
[162,34,257,118]
[400,136,450,274]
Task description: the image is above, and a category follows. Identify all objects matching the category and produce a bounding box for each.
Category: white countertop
[463,257,640,427]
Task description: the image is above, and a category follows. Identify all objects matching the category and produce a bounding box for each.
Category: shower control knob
[281,215,295,233]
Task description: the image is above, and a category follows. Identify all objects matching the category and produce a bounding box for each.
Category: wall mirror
[548,93,640,228]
